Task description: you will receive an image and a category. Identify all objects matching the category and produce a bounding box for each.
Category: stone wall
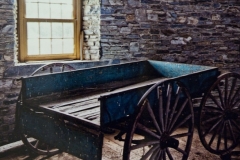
[83,0,100,60]
[100,0,240,73]
[0,0,17,145]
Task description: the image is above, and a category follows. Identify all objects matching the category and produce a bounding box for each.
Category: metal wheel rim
[123,80,194,160]
[198,72,240,155]
[21,133,60,155]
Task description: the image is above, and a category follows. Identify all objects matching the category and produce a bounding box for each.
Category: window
[18,0,82,62]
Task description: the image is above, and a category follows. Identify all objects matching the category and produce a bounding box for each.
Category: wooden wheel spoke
[169,99,188,132]
[208,127,218,147]
[216,84,225,109]
[175,147,187,156]
[146,100,162,134]
[204,105,222,113]
[230,86,240,107]
[232,98,240,109]
[202,115,222,125]
[167,87,181,131]
[228,77,237,105]
[231,120,240,134]
[170,114,192,134]
[203,118,222,137]
[158,87,165,131]
[140,145,159,160]
[157,150,162,160]
[136,123,161,139]
[131,140,159,150]
[224,122,228,150]
[209,93,224,110]
[166,148,174,160]
[165,84,172,130]
[171,132,191,139]
[228,120,237,143]
[224,77,229,107]
[162,149,166,160]
[216,121,225,151]
[150,148,160,160]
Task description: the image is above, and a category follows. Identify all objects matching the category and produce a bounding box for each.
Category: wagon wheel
[19,63,75,155]
[123,80,194,160]
[198,72,240,155]
[31,63,75,76]
[21,133,60,155]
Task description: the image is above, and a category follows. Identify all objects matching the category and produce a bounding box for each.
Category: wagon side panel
[100,86,150,125]
[176,69,220,97]
[22,61,158,99]
[19,107,103,160]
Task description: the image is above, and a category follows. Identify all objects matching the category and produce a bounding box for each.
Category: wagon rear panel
[149,60,220,97]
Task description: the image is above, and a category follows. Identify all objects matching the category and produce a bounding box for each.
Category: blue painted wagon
[16,60,240,160]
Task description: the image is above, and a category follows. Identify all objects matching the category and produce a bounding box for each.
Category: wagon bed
[24,76,167,126]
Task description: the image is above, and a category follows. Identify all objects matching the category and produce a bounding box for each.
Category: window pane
[52,39,63,54]
[26,2,38,18]
[59,0,73,4]
[39,3,50,18]
[63,23,73,38]
[40,39,51,54]
[40,23,51,38]
[27,22,39,38]
[61,4,73,19]
[52,23,62,38]
[63,39,74,53]
[28,39,39,55]
[50,0,59,3]
[26,0,38,2]
[38,0,49,2]
[50,3,61,19]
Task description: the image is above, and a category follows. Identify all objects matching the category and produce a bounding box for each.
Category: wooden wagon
[16,60,240,160]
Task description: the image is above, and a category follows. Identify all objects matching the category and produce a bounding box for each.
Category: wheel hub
[223,110,238,120]
[160,132,179,149]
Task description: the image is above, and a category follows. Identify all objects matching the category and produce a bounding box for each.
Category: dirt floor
[0,128,239,160]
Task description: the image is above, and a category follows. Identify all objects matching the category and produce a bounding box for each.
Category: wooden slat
[43,95,100,109]
[57,100,99,112]
[74,107,100,117]
[66,102,100,114]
